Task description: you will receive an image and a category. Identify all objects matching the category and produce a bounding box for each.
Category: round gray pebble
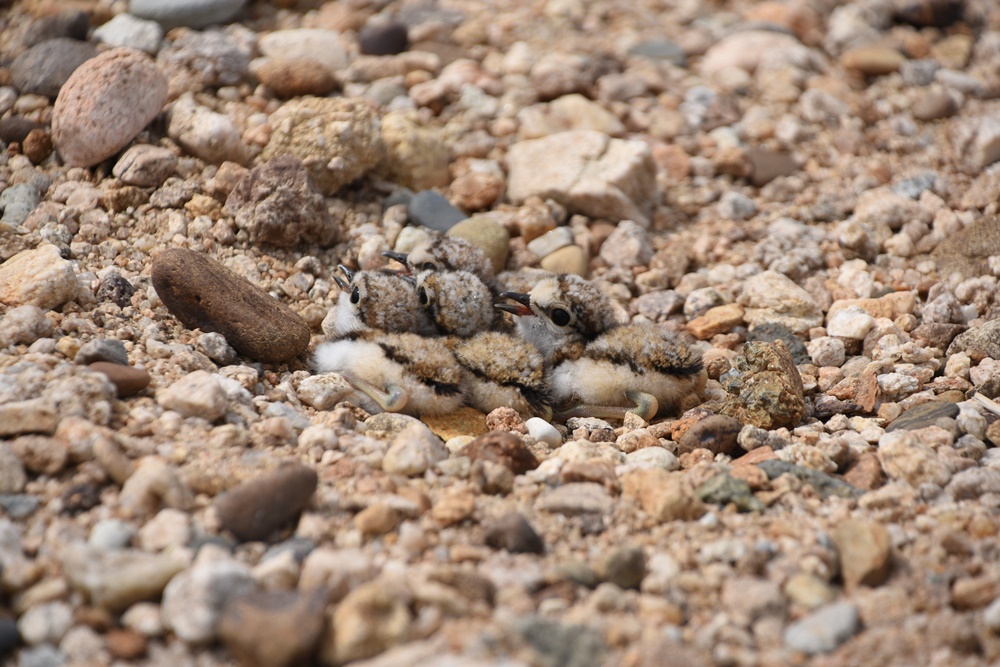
[408,191,468,232]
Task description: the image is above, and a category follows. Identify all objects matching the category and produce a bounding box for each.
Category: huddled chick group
[314,233,706,422]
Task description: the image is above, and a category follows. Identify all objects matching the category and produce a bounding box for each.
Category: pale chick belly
[312,341,461,416]
[550,358,704,414]
[463,374,531,417]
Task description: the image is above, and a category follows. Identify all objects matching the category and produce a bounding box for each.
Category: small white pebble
[526,417,562,446]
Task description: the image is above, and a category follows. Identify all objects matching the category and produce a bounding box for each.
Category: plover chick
[414,269,551,417]
[384,234,496,289]
[415,269,497,337]
[321,265,436,339]
[451,331,552,419]
[499,274,705,420]
[313,331,464,417]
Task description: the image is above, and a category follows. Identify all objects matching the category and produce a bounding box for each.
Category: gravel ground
[2,0,1000,665]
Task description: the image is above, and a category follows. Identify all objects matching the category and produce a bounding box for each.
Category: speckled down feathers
[322,270,435,338]
[450,331,551,417]
[406,235,495,287]
[416,269,496,337]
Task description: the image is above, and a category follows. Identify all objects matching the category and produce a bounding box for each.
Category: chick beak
[337,264,355,282]
[496,291,533,317]
[333,275,348,291]
[399,274,417,286]
[382,251,410,267]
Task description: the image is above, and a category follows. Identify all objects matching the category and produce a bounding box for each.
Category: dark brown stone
[88,361,151,398]
[151,248,310,363]
[358,21,409,56]
[885,401,959,432]
[218,589,327,667]
[676,414,743,456]
[484,512,545,554]
[461,430,539,474]
[214,463,318,542]
[0,117,43,144]
[910,322,966,350]
[23,128,52,164]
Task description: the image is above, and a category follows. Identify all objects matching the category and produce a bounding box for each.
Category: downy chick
[415,270,551,418]
[321,265,436,339]
[384,234,496,289]
[498,274,705,421]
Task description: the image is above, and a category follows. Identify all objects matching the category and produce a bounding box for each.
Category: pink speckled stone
[52,48,168,168]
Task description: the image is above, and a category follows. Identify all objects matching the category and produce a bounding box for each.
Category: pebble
[325,578,412,665]
[295,373,354,411]
[359,21,409,56]
[382,422,448,476]
[0,494,39,519]
[783,602,860,654]
[256,57,338,98]
[118,456,194,517]
[519,93,626,139]
[136,508,192,551]
[0,117,43,145]
[257,29,348,76]
[0,245,78,311]
[912,87,957,121]
[161,557,256,644]
[885,401,959,432]
[93,13,163,53]
[431,488,476,526]
[0,400,57,438]
[676,414,742,456]
[406,190,467,233]
[225,155,337,247]
[537,482,614,516]
[151,248,310,362]
[461,431,539,474]
[525,418,562,447]
[539,244,589,277]
[622,447,679,471]
[89,519,136,550]
[112,145,178,187]
[11,38,98,98]
[598,546,646,589]
[0,618,18,657]
[527,226,574,258]
[260,97,384,196]
[75,338,129,366]
[19,9,89,49]
[447,216,511,275]
[687,303,745,340]
[783,572,835,610]
[0,306,53,348]
[15,644,64,667]
[355,503,400,537]
[167,94,247,165]
[947,467,1000,500]
[214,463,318,542]
[17,602,72,646]
[747,148,798,187]
[11,435,66,475]
[599,220,652,268]
[157,370,229,421]
[52,48,168,168]
[62,545,189,612]
[87,362,151,398]
[877,429,953,488]
[826,306,875,339]
[697,473,765,512]
[0,183,41,227]
[622,469,706,522]
[719,340,807,430]
[515,616,607,667]
[198,332,236,365]
[806,336,846,367]
[832,519,892,590]
[483,512,545,554]
[377,112,451,191]
[758,460,861,499]
[948,319,1000,360]
[506,130,657,224]
[128,0,248,29]
[840,45,905,75]
[738,270,823,334]
[217,589,328,667]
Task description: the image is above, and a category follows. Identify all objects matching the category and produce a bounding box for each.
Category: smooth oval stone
[214,464,318,542]
[151,248,310,363]
[408,190,467,232]
[128,0,248,29]
[885,401,960,432]
[89,362,152,398]
[0,117,43,144]
[11,38,98,98]
[52,48,168,168]
[358,21,409,56]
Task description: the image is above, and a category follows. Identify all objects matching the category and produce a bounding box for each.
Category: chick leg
[555,390,658,422]
[339,371,408,413]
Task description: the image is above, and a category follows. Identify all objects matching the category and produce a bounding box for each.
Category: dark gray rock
[408,190,467,232]
[214,463,318,542]
[515,616,607,667]
[885,401,960,432]
[598,546,646,589]
[628,38,687,66]
[484,512,545,554]
[757,460,863,499]
[96,272,137,309]
[11,38,98,97]
[359,21,409,56]
[697,473,765,512]
[747,322,810,365]
[76,338,129,366]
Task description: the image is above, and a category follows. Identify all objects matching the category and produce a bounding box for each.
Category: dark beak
[383,251,409,265]
[496,291,533,317]
[333,275,348,291]
[399,274,417,286]
[337,264,355,282]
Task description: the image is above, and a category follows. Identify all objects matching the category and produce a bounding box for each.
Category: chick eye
[350,286,360,304]
[421,262,437,271]
[417,287,429,305]
[550,308,571,327]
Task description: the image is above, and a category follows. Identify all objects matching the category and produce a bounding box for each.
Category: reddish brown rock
[461,430,539,474]
[88,362,151,398]
[214,463,318,542]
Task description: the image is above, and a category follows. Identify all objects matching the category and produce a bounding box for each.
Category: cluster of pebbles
[2,0,1000,665]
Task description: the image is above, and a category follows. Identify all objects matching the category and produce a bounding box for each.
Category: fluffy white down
[312,340,461,416]
[322,291,364,338]
[550,358,701,413]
